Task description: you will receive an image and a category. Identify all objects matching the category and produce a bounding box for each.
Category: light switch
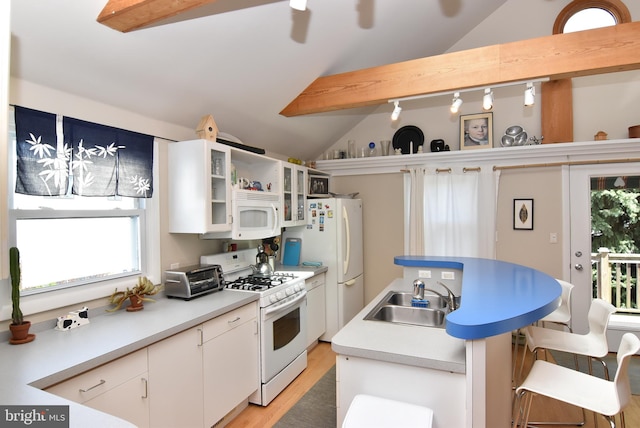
[549,233,558,244]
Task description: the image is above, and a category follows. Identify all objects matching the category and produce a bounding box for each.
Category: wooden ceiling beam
[97,0,219,33]
[280,21,640,117]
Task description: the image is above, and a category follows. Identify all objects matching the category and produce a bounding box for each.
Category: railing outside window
[592,248,640,314]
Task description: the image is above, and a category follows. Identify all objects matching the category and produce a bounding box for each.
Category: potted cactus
[8,247,34,344]
[107,276,162,312]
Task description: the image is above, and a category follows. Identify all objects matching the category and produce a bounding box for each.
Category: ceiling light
[482,88,493,111]
[290,0,307,11]
[391,101,402,121]
[524,82,535,106]
[450,92,463,114]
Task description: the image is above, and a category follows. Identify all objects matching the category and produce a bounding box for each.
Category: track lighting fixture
[524,82,535,106]
[290,0,307,11]
[450,92,463,114]
[391,101,402,121]
[482,88,494,111]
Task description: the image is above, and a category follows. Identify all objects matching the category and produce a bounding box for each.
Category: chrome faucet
[433,281,459,311]
[413,279,426,300]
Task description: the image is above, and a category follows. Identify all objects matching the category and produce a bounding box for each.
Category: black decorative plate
[392,125,424,154]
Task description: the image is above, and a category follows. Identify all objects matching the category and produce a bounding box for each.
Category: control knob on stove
[276,291,284,300]
[269,295,278,304]
[285,287,294,296]
[294,284,301,292]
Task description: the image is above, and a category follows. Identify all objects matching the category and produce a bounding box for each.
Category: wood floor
[225,341,336,428]
[225,341,640,428]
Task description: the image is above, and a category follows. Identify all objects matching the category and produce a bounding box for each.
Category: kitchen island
[332,256,561,428]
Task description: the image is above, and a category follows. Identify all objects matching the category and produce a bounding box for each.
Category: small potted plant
[8,247,35,344]
[107,276,162,312]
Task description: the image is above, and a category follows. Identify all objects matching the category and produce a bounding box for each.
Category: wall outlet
[170,262,180,270]
[418,270,432,278]
[549,232,558,244]
[441,271,455,280]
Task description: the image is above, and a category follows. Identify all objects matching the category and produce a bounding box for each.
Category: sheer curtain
[404,166,500,258]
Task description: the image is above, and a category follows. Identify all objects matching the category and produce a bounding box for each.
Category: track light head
[482,88,494,111]
[391,101,402,121]
[290,0,307,11]
[524,82,535,106]
[450,92,463,114]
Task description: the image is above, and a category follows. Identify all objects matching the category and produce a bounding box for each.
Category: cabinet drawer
[46,348,147,404]
[203,303,257,342]
[306,272,326,290]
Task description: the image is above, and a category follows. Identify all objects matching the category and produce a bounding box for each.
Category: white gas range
[201,249,308,406]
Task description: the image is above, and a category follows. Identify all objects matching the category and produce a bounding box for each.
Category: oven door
[261,290,308,382]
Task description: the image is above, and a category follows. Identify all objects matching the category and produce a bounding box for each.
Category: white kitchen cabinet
[202,303,259,426]
[306,272,326,348]
[45,348,149,427]
[147,302,258,428]
[147,325,204,428]
[281,163,307,227]
[168,139,231,234]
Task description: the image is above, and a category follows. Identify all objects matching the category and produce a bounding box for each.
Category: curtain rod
[493,157,640,171]
[400,166,482,173]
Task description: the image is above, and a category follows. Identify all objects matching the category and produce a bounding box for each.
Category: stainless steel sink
[365,305,446,327]
[383,291,447,309]
[364,290,451,328]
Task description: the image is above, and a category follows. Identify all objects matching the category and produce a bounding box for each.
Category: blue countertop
[394,256,561,339]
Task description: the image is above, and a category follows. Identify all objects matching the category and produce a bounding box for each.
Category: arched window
[553,0,631,34]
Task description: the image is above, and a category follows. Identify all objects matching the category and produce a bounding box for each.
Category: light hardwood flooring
[225,341,640,428]
[225,341,336,428]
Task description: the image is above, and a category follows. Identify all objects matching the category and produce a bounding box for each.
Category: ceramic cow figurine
[55,306,90,331]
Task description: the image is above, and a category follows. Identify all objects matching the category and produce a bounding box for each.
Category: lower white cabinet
[46,303,258,428]
[202,303,259,425]
[46,348,149,428]
[148,325,204,428]
[306,273,326,348]
[147,302,258,428]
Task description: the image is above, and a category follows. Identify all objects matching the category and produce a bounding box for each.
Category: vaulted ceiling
[9,0,510,160]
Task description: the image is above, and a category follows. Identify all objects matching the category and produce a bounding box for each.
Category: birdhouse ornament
[196,115,219,141]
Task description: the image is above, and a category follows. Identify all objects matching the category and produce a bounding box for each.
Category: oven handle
[263,290,307,317]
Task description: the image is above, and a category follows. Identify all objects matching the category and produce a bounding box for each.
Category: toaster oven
[164,264,224,300]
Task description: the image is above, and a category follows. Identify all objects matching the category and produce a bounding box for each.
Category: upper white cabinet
[281,163,307,227]
[168,139,231,234]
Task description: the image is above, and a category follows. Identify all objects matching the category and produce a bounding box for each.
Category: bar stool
[514,332,640,428]
[342,394,434,428]
[512,278,574,386]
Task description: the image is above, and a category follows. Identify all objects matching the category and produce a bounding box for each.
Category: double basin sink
[364,291,457,328]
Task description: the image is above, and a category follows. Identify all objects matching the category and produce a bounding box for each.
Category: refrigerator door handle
[344,278,357,286]
[343,205,350,276]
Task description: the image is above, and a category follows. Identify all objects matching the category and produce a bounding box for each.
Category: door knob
[574,264,584,271]
[575,251,582,257]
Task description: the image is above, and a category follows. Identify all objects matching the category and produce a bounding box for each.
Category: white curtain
[404,166,500,258]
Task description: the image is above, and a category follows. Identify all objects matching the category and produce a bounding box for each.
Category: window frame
[553,0,631,34]
[4,111,161,317]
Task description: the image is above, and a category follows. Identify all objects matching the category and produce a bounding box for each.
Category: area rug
[274,365,336,428]
[549,350,640,395]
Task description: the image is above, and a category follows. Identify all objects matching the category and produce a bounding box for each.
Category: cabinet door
[202,316,258,426]
[148,325,204,428]
[84,375,150,428]
[306,274,326,347]
[282,164,307,227]
[168,139,231,234]
[295,167,307,223]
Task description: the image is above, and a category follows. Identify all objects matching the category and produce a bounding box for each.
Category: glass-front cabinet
[168,139,231,234]
[281,163,307,227]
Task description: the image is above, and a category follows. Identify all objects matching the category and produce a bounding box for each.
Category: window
[553,0,631,34]
[8,107,160,309]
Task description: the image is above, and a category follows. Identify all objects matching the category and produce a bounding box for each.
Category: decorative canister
[629,125,640,139]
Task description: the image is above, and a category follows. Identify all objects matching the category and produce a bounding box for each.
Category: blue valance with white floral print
[14,106,153,198]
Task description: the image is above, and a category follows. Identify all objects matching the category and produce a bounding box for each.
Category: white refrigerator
[284,198,364,341]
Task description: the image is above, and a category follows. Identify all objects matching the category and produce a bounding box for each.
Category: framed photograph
[513,198,534,230]
[308,174,329,197]
[460,112,493,150]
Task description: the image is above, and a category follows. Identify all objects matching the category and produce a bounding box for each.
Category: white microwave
[231,190,281,240]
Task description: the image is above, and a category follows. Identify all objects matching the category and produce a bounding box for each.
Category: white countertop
[331,278,467,373]
[0,290,258,427]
